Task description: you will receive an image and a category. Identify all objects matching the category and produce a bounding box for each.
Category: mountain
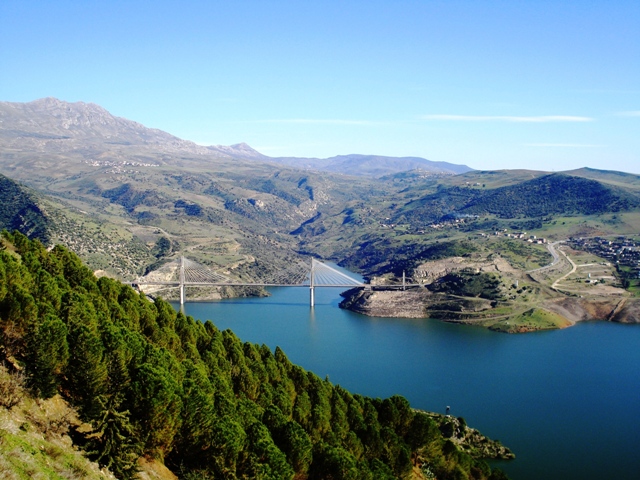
[0,99,388,280]
[207,142,270,160]
[0,97,204,151]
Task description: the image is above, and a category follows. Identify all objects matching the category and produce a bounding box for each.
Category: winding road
[527,240,564,273]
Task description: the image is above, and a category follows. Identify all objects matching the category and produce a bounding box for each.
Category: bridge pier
[310,258,316,307]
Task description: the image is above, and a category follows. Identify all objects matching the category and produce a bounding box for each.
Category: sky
[1,0,639,173]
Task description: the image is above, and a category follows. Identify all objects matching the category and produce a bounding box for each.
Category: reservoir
[173,284,640,480]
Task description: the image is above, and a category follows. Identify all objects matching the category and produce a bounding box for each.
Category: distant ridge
[265,153,474,177]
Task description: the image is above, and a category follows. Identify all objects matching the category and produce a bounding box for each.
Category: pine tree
[25,313,68,398]
[87,398,142,480]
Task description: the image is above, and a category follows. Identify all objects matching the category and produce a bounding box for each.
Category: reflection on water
[173,284,640,480]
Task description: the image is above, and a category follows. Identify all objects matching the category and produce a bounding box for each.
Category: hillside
[292,168,640,277]
[0,231,512,479]
[0,174,51,242]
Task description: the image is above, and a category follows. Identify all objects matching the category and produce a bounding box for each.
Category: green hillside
[0,174,51,242]
[458,173,640,217]
[396,173,640,226]
[0,231,511,479]
[292,170,640,276]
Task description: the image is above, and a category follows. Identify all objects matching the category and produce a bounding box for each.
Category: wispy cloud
[256,118,387,126]
[524,143,606,148]
[421,115,594,123]
[615,111,640,117]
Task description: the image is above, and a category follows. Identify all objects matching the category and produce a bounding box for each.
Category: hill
[291,168,640,282]
[0,231,513,479]
[396,173,640,226]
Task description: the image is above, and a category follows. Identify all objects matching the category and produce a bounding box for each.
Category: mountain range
[0,98,472,179]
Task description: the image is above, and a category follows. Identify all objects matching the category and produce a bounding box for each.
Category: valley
[1,98,640,331]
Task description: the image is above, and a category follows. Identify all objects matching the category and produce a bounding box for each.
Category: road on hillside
[551,247,577,290]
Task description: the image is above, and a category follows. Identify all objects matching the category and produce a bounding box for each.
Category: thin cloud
[421,115,594,123]
[574,89,640,95]
[257,119,387,126]
[615,111,640,117]
[524,143,606,148]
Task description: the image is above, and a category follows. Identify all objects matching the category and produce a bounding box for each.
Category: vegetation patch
[428,271,503,301]
[488,239,551,270]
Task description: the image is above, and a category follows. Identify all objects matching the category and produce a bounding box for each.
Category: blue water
[174,285,640,480]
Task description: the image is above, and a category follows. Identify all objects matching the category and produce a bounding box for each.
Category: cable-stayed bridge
[131,257,366,306]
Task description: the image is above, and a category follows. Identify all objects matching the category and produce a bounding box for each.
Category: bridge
[131,257,369,307]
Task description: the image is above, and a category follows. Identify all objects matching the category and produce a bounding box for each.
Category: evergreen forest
[0,231,509,480]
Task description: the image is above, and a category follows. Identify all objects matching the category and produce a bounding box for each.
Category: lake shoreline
[339,287,640,333]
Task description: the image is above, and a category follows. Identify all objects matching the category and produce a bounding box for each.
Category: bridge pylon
[179,256,185,306]
[310,258,316,308]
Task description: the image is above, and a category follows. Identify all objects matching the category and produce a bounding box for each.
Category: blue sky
[1,0,639,173]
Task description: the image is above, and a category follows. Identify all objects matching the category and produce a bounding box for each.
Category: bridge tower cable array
[133,256,365,307]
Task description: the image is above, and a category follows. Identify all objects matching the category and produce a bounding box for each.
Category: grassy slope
[0,367,112,480]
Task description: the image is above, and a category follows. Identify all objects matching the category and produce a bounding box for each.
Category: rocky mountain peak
[0,97,206,153]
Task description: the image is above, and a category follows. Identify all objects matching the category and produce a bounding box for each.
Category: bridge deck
[130,281,365,287]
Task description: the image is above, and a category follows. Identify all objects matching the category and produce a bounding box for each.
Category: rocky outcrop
[417,411,515,460]
[339,289,429,318]
[339,288,494,319]
[544,297,640,324]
